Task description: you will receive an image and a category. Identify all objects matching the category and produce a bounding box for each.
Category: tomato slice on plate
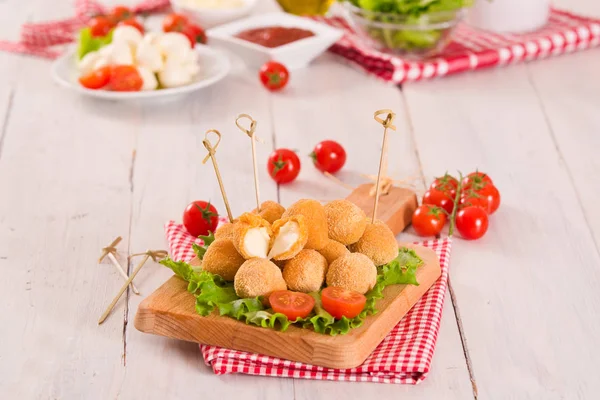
[269,290,315,321]
[321,287,366,320]
[109,65,143,92]
[79,66,112,89]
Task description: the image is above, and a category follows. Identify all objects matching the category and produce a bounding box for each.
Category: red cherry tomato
[79,66,112,89]
[456,206,489,240]
[259,61,289,91]
[181,24,207,46]
[321,287,366,320]
[310,140,346,174]
[88,16,115,37]
[109,6,132,23]
[118,18,144,34]
[430,173,459,198]
[183,201,219,237]
[109,65,143,92]
[267,149,301,184]
[269,290,315,321]
[162,13,189,32]
[460,185,501,215]
[462,171,493,191]
[422,188,454,214]
[412,205,447,237]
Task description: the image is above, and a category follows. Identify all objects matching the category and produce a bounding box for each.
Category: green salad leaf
[192,232,216,260]
[77,27,113,60]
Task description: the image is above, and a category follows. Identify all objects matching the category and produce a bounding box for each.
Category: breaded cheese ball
[318,239,350,265]
[350,220,399,266]
[253,200,285,224]
[234,258,287,298]
[282,250,327,293]
[268,215,308,261]
[282,199,328,250]
[214,222,237,241]
[232,213,272,259]
[201,239,245,281]
[326,253,377,294]
[324,199,367,245]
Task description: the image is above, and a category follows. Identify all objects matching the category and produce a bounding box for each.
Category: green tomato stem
[448,172,463,237]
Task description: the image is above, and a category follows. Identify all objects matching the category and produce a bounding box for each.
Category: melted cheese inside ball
[268,221,300,259]
[243,227,270,258]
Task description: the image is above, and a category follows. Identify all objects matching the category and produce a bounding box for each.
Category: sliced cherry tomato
[88,16,115,37]
[422,188,454,214]
[460,184,501,215]
[269,290,315,321]
[183,200,219,237]
[78,66,112,90]
[118,18,144,34]
[109,65,143,92]
[181,23,207,46]
[162,13,189,33]
[267,148,301,184]
[310,140,346,174]
[456,206,489,240]
[321,287,366,320]
[462,171,493,191]
[259,61,289,91]
[109,6,132,23]
[412,205,447,237]
[430,173,459,198]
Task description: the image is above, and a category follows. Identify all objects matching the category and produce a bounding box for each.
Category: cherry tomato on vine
[412,205,447,237]
[259,61,289,91]
[462,171,493,191]
[423,188,454,214]
[460,185,501,215]
[321,287,366,320]
[456,206,489,240]
[181,23,207,46]
[88,16,114,37]
[109,65,143,92]
[118,18,144,34]
[267,149,301,184]
[310,140,346,174]
[430,173,459,198]
[109,6,132,23]
[183,200,219,237]
[79,66,112,89]
[269,290,315,321]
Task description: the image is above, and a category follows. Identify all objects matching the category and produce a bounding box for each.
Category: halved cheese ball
[282,250,327,293]
[232,213,272,259]
[349,220,399,266]
[324,200,367,245]
[234,258,287,298]
[326,253,377,294]
[268,215,308,261]
[253,200,285,224]
[201,239,245,281]
[282,199,328,250]
[318,239,350,265]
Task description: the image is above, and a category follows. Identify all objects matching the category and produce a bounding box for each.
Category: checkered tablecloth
[165,219,452,384]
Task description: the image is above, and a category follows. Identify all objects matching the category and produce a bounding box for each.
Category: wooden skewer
[98,236,140,295]
[324,171,355,191]
[202,129,234,223]
[371,109,397,223]
[236,114,262,212]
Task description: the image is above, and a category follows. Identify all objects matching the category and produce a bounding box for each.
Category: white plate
[52,45,230,101]
[207,13,344,69]
[172,0,257,28]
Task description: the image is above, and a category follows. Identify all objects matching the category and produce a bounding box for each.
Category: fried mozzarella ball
[232,213,272,259]
[282,250,328,293]
[324,200,367,245]
[214,222,237,241]
[234,258,287,298]
[268,215,308,260]
[253,200,285,224]
[318,239,350,265]
[326,253,377,294]
[201,239,245,281]
[282,199,328,250]
[349,220,399,266]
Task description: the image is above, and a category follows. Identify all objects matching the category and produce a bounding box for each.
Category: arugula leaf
[192,232,216,260]
[77,27,113,60]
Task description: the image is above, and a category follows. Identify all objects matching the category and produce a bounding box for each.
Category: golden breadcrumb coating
[232,213,272,259]
[318,239,350,265]
[234,258,287,298]
[349,220,398,266]
[324,199,367,245]
[282,199,328,250]
[201,239,245,281]
[326,253,377,294]
[214,222,237,241]
[253,200,285,224]
[268,215,308,261]
[282,250,327,293]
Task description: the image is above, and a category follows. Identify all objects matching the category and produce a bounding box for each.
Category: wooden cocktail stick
[202,129,234,223]
[98,236,140,295]
[98,250,168,325]
[235,114,262,212]
[324,171,355,191]
[371,109,396,223]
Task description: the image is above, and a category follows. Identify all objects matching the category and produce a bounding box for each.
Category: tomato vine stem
[448,172,463,237]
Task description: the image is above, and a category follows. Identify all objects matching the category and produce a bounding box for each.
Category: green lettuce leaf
[77,27,113,60]
[192,232,216,260]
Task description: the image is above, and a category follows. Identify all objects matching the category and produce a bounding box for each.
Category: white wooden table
[1,0,600,399]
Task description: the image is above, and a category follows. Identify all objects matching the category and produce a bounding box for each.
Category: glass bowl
[343,2,467,58]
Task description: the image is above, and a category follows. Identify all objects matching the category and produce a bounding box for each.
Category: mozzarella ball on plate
[324,199,367,245]
[112,26,143,47]
[137,66,158,91]
[234,258,287,298]
[318,239,350,265]
[252,200,285,224]
[136,39,163,73]
[282,199,328,250]
[201,238,245,281]
[268,215,308,261]
[326,253,377,294]
[282,250,328,293]
[349,220,399,266]
[232,213,272,259]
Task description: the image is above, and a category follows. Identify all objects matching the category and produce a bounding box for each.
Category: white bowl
[172,0,257,28]
[207,13,344,69]
[52,45,230,101]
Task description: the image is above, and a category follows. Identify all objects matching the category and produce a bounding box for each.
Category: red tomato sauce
[235,26,315,48]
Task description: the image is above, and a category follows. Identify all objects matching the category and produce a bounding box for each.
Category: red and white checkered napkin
[165,220,452,384]
[313,8,600,84]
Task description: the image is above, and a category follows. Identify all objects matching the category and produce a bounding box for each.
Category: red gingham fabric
[164,220,452,384]
[312,8,600,84]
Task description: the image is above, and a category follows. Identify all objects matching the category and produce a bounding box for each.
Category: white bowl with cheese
[172,0,257,28]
